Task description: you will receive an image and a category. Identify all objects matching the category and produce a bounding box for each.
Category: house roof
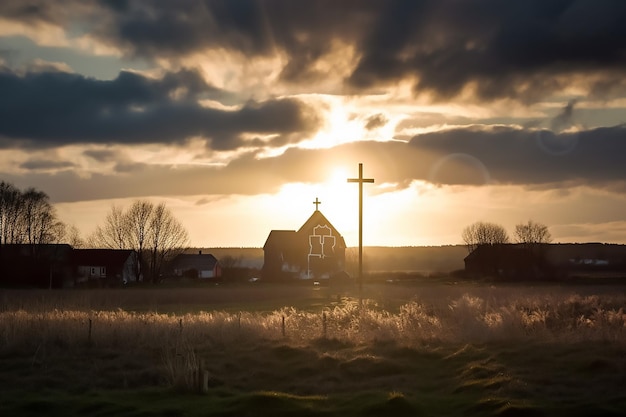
[0,244,73,261]
[263,230,296,249]
[171,253,219,271]
[464,244,526,259]
[71,249,134,268]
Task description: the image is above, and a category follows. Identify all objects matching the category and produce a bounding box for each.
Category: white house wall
[123,256,137,283]
[199,270,215,278]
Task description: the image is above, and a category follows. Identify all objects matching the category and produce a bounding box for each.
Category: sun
[316,167,359,233]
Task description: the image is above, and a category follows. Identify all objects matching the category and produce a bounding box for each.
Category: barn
[262,206,346,281]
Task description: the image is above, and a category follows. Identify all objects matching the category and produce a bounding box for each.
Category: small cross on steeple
[313,197,321,211]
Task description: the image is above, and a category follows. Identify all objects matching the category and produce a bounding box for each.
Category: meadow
[1,281,625,416]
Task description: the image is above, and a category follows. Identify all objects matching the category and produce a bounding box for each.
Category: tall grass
[1,291,624,356]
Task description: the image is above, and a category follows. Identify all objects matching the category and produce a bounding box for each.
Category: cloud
[19,158,76,171]
[3,123,624,203]
[409,124,626,187]
[348,1,626,101]
[3,1,625,102]
[550,99,578,132]
[364,113,388,131]
[0,67,322,149]
[83,149,119,162]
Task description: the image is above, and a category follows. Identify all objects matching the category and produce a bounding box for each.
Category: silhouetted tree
[65,224,85,249]
[89,200,189,283]
[148,203,188,283]
[126,200,154,280]
[514,220,552,245]
[0,181,23,244]
[462,221,510,253]
[88,205,128,249]
[0,181,64,247]
[514,219,552,261]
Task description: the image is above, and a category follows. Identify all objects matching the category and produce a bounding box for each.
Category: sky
[1,0,626,248]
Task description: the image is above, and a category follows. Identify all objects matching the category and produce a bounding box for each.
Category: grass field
[1,281,625,416]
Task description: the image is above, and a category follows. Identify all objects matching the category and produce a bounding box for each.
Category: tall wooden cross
[313,197,321,211]
[347,163,374,292]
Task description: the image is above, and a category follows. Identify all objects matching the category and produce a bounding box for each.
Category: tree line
[461,220,552,253]
[0,181,65,248]
[1,180,189,284]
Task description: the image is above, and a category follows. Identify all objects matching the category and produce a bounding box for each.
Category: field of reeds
[1,282,625,416]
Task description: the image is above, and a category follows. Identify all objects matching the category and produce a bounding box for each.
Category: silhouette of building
[0,244,73,288]
[72,249,138,286]
[170,251,221,279]
[0,245,139,288]
[464,244,549,279]
[464,243,626,279]
[262,206,346,281]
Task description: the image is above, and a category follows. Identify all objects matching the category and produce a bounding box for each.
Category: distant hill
[187,244,626,276]
[189,245,469,273]
[359,246,467,273]
[185,248,264,269]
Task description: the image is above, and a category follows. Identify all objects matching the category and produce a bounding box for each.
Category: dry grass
[1,285,624,353]
[1,283,625,416]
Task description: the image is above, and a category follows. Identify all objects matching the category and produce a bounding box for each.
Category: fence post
[197,358,203,393]
[202,370,209,393]
[281,315,286,337]
[87,318,92,347]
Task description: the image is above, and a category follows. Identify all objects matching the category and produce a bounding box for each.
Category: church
[262,199,347,281]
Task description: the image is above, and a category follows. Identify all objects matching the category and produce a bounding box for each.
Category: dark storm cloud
[0,67,321,149]
[5,123,624,203]
[216,124,626,193]
[349,0,626,100]
[4,1,625,100]
[408,124,626,187]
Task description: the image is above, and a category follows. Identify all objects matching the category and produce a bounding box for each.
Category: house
[464,243,626,279]
[544,243,626,277]
[71,249,138,286]
[0,244,73,288]
[170,251,221,279]
[464,244,547,279]
[262,207,347,281]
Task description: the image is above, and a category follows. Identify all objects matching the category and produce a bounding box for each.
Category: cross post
[313,197,321,211]
[347,163,374,294]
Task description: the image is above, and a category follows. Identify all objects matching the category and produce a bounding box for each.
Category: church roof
[297,210,334,233]
[297,210,346,248]
[263,206,347,250]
